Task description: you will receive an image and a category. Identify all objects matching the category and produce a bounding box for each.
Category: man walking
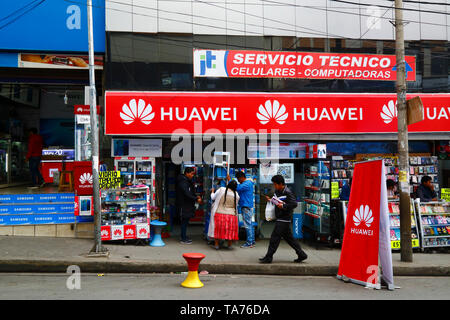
[26,128,45,188]
[176,167,202,244]
[230,171,255,248]
[259,175,307,264]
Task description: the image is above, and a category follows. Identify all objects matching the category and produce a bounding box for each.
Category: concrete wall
[0,223,94,238]
[105,0,450,41]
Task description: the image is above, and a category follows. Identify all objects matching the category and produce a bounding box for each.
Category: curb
[0,259,448,276]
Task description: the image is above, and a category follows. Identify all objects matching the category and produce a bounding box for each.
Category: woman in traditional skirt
[208,180,240,250]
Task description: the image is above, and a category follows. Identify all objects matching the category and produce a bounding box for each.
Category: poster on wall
[259,163,294,184]
[112,139,162,157]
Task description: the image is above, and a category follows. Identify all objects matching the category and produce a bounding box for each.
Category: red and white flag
[337,159,394,290]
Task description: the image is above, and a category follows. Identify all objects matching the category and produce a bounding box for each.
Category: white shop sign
[112,139,162,157]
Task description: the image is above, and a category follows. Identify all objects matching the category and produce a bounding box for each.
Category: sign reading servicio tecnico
[193,49,416,81]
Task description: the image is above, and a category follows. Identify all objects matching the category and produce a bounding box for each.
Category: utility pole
[394,0,412,262]
[87,0,106,254]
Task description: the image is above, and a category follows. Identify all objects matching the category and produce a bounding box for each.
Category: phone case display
[333,156,439,198]
[303,161,331,240]
[388,200,420,250]
[416,201,450,250]
[100,187,151,241]
[331,160,354,200]
[114,157,156,205]
[408,156,439,196]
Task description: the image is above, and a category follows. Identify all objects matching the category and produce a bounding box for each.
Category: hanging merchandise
[302,160,331,243]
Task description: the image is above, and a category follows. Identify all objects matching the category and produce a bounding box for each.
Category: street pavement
[0,224,449,276]
[0,273,448,300]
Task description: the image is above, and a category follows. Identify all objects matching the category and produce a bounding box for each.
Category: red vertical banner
[337,160,382,288]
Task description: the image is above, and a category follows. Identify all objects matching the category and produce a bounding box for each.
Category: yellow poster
[441,188,450,202]
[99,171,121,189]
[331,182,340,199]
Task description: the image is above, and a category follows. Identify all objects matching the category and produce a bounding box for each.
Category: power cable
[330,0,449,15]
[0,0,46,30]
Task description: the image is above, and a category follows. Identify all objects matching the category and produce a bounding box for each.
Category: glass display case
[74,105,100,162]
[114,156,156,206]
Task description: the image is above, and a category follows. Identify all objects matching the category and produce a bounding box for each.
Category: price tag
[391,240,400,249]
[391,239,420,249]
[331,182,340,199]
[441,188,450,202]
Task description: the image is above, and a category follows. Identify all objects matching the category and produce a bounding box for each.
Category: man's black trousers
[265,220,304,259]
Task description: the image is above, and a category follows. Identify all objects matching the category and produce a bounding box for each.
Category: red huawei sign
[105,92,450,135]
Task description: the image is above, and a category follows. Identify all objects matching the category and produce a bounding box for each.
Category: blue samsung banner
[0,193,75,204]
[0,213,81,225]
[0,203,75,215]
[0,0,105,52]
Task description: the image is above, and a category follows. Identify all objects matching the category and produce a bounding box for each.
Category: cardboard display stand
[337,159,394,290]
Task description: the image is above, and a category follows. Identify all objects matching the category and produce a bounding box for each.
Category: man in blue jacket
[229,171,255,248]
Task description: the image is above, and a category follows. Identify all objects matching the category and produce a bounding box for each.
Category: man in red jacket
[26,128,45,188]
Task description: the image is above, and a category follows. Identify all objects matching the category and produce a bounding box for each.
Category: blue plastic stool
[150,220,167,247]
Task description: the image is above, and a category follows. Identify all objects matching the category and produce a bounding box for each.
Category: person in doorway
[176,167,202,244]
[228,171,255,248]
[208,180,240,250]
[26,128,45,188]
[339,178,352,201]
[416,176,438,202]
[386,179,398,199]
[259,175,308,264]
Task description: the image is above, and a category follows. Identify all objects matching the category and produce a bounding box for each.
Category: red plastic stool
[181,253,206,288]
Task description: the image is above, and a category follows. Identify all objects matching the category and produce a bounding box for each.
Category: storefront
[102,90,450,250]
[0,0,105,237]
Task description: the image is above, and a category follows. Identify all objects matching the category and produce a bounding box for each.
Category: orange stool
[181,253,206,288]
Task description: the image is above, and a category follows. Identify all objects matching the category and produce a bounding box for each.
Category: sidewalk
[0,231,448,276]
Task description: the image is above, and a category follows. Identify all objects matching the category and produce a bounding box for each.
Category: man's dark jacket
[176,174,197,218]
[274,186,298,222]
[416,184,437,202]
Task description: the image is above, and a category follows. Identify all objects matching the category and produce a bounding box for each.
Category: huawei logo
[120,99,155,125]
[79,173,93,185]
[380,100,397,124]
[353,205,374,228]
[101,229,109,237]
[126,229,134,236]
[257,100,288,125]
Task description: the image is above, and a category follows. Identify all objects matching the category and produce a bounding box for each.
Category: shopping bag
[265,201,276,221]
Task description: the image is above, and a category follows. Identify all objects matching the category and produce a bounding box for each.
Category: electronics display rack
[416,200,450,251]
[388,200,420,250]
[302,160,331,243]
[100,186,151,241]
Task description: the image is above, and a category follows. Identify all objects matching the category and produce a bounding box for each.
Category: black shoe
[259,257,272,264]
[294,251,308,263]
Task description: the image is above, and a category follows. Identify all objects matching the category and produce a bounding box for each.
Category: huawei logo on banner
[353,205,374,227]
[380,100,397,124]
[79,173,93,185]
[101,229,109,237]
[120,99,155,125]
[351,204,375,236]
[257,100,288,125]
